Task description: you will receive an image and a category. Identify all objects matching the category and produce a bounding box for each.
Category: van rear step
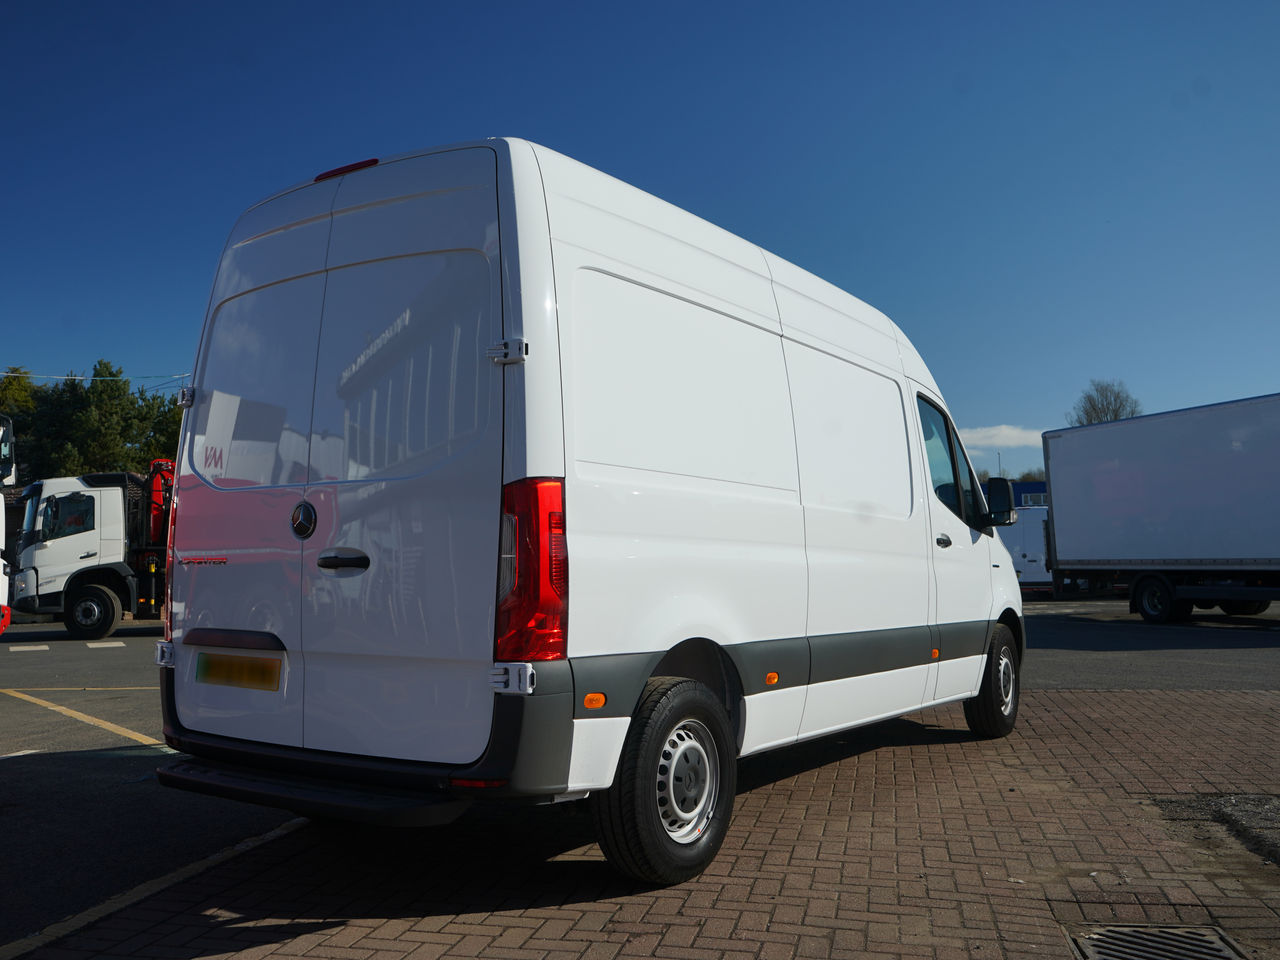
[157,759,471,827]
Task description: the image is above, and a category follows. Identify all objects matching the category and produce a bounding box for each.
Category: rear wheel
[64,584,123,641]
[1134,577,1175,624]
[1221,600,1272,617]
[963,624,1020,738]
[591,677,736,885]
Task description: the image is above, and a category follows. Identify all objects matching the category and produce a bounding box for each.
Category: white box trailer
[156,138,1025,883]
[1043,393,1280,621]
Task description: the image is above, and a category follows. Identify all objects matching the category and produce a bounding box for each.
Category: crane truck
[1043,393,1280,623]
[1,413,14,635]
[12,459,174,640]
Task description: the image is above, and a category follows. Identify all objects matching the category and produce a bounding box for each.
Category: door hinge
[490,662,536,695]
[178,387,196,409]
[487,339,528,365]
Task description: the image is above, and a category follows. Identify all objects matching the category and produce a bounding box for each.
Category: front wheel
[591,677,736,885]
[963,625,1020,739]
[64,584,123,641]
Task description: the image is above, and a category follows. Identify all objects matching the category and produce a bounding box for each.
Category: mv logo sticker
[204,446,225,472]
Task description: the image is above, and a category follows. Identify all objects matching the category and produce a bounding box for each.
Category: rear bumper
[157,661,575,825]
[158,757,471,826]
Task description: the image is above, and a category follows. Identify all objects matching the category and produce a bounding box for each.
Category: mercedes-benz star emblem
[291,501,318,540]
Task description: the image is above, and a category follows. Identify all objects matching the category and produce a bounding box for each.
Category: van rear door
[175,148,504,763]
[297,149,504,764]
[174,182,339,748]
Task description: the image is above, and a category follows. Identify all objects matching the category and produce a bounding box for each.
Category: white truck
[156,138,1024,884]
[12,460,174,639]
[1,413,14,634]
[1043,393,1280,622]
[999,505,1051,594]
[0,413,14,487]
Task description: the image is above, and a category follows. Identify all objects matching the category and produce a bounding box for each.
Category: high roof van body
[157,139,1023,883]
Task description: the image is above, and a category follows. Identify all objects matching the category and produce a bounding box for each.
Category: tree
[2,361,183,480]
[1068,379,1142,426]
[1017,468,1046,482]
[69,360,137,473]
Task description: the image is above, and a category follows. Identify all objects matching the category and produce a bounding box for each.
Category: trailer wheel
[591,677,736,885]
[1221,601,1272,617]
[1134,577,1175,624]
[963,624,1020,739]
[64,584,123,641]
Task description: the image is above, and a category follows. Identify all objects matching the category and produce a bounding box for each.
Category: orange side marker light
[765,672,779,686]
[583,692,607,710]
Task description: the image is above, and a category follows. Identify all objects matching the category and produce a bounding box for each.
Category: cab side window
[917,398,961,519]
[917,396,987,530]
[950,428,982,525]
[43,494,95,541]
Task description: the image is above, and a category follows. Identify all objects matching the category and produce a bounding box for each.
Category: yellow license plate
[195,653,281,692]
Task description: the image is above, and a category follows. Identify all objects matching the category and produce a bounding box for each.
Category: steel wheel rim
[73,597,104,628]
[998,649,1016,716]
[655,718,719,844]
[1144,584,1166,616]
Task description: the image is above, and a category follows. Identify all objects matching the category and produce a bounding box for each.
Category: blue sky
[3,0,1277,478]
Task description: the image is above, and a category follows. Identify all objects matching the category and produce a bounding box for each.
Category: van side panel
[533,146,808,781]
[560,271,807,661]
[783,340,935,736]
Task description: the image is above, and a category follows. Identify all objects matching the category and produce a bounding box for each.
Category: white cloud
[959,425,1044,449]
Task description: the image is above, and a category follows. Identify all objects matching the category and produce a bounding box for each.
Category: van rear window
[192,251,493,489]
[192,275,326,487]
[311,251,492,482]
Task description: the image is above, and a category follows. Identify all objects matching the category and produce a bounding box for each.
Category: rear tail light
[494,478,567,661]
[163,485,178,641]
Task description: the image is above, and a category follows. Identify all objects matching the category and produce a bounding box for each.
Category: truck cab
[13,462,173,640]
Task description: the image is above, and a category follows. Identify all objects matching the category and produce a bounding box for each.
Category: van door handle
[936,534,952,548]
[317,549,370,571]
[80,551,98,559]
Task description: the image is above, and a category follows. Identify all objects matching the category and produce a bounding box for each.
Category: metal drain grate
[1069,925,1248,960]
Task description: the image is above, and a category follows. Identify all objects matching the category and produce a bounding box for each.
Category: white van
[157,139,1024,884]
[1000,504,1051,592]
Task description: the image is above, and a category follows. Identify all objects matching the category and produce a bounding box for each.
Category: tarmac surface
[8,686,1279,960]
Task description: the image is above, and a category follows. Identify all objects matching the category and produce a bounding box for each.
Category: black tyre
[64,584,123,641]
[1221,600,1272,617]
[591,677,736,884]
[1134,577,1175,624]
[963,625,1020,739]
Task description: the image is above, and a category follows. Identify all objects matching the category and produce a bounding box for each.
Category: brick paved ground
[21,689,1280,960]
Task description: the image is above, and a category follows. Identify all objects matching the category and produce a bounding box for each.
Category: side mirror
[984,478,1018,527]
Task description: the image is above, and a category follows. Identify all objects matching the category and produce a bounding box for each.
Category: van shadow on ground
[23,715,975,959]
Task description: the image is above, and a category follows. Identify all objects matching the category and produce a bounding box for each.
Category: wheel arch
[65,563,136,613]
[648,637,745,755]
[995,608,1025,663]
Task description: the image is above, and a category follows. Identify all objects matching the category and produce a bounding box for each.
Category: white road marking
[86,641,127,648]
[7,645,50,652]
